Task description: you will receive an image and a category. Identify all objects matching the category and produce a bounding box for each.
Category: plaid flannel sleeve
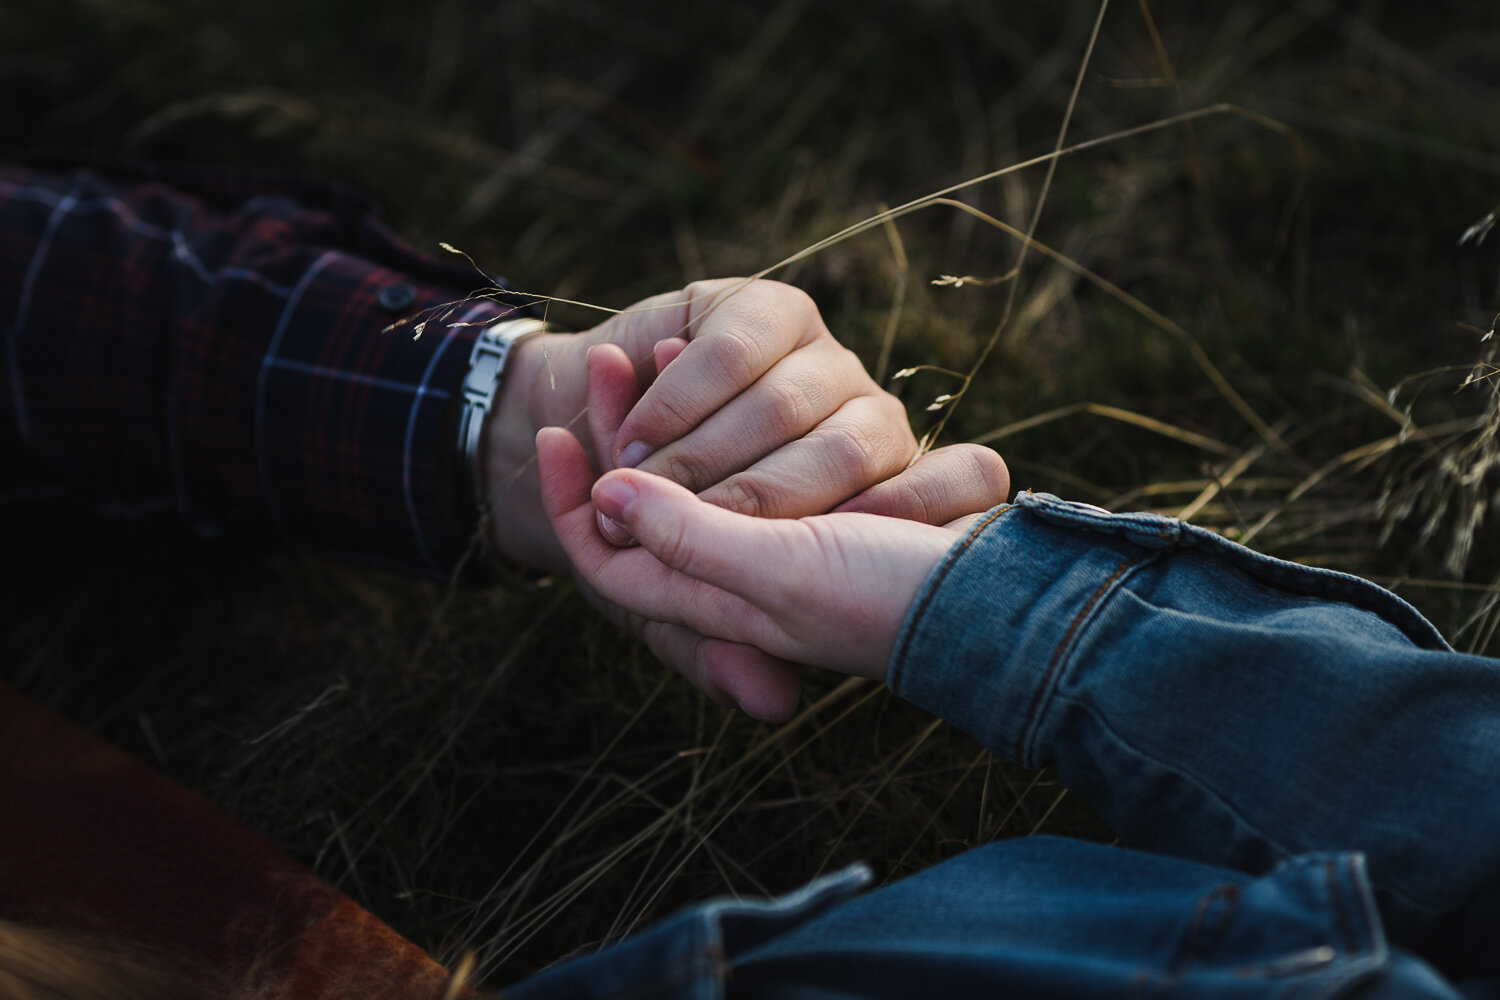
[0,162,532,579]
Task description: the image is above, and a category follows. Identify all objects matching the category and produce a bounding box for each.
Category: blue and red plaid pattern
[0,162,530,579]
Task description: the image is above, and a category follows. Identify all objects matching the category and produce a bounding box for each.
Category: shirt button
[378,282,417,311]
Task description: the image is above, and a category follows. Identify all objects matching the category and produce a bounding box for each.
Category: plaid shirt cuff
[0,162,533,579]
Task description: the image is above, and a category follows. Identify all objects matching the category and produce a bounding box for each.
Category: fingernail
[615,440,653,469]
[592,475,638,522]
[597,510,635,546]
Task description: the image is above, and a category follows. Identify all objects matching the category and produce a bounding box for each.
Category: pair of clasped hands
[486,279,1010,722]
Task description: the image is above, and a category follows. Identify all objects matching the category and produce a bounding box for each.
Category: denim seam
[1151,863,1387,997]
[504,944,725,1000]
[1172,882,1241,974]
[1169,516,1448,651]
[1043,690,1296,865]
[612,945,726,1000]
[1255,857,1385,999]
[1050,689,1446,923]
[1015,551,1155,765]
[1022,492,1446,650]
[889,504,1015,691]
[1047,689,1453,921]
[1329,854,1388,968]
[1324,859,1357,958]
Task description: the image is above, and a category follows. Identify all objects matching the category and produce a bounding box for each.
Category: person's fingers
[571,564,747,705]
[699,639,802,722]
[612,279,823,467]
[579,288,692,373]
[585,344,638,468]
[541,427,813,713]
[834,443,1011,525]
[652,336,688,378]
[546,431,801,721]
[537,426,608,569]
[944,510,997,534]
[593,468,821,597]
[693,393,917,518]
[539,426,682,606]
[632,337,883,495]
[541,429,777,637]
[593,466,954,678]
[585,344,642,546]
[639,621,802,723]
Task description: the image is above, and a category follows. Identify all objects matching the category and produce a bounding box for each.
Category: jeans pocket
[502,864,872,1000]
[1142,853,1388,999]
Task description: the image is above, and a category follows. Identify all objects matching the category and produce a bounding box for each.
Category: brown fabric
[0,683,455,1000]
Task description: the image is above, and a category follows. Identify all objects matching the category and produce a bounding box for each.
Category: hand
[538,427,1010,688]
[573,351,1008,719]
[483,279,918,572]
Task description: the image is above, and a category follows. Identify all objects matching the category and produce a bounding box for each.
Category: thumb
[590,469,798,602]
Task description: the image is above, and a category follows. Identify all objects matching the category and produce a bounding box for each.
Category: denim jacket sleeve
[888,492,1500,975]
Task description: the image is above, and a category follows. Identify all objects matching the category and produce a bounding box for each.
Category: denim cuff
[887,494,1150,765]
[886,491,1448,769]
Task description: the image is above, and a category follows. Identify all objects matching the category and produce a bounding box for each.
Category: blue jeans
[507,494,1500,999]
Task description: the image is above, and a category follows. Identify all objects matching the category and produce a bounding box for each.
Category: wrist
[483,328,578,572]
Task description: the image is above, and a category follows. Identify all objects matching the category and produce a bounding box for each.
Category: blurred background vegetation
[4,0,1499,986]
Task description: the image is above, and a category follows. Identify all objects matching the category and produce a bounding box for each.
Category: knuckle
[763,375,819,438]
[777,283,819,325]
[685,636,719,693]
[877,387,912,424]
[716,474,786,519]
[711,323,766,388]
[682,278,715,301]
[682,278,733,321]
[895,477,934,524]
[687,276,739,296]
[832,341,875,383]
[643,622,712,694]
[640,619,674,659]
[841,400,913,473]
[847,382,917,445]
[819,421,883,484]
[652,517,696,572]
[658,449,714,491]
[646,384,700,438]
[880,394,919,453]
[746,277,814,311]
[815,342,875,401]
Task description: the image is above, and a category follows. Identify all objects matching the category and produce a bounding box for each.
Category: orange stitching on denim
[1016,554,1147,763]
[889,505,1014,689]
[1172,883,1240,973]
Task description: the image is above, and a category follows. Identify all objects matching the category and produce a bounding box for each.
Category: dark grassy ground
[4,0,1500,986]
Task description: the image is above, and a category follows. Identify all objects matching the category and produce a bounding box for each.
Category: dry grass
[5,0,1500,987]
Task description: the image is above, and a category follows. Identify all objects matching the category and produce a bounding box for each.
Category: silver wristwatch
[457,316,550,516]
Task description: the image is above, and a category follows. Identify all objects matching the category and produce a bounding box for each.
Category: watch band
[457,316,551,518]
